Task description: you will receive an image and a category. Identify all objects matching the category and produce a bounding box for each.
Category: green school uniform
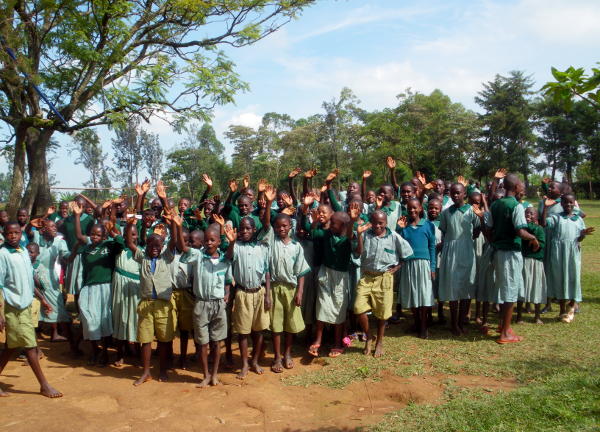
[358,228,413,273]
[521,222,547,304]
[112,248,141,342]
[182,248,232,300]
[369,201,402,229]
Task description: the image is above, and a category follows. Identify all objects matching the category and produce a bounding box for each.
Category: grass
[286,200,600,430]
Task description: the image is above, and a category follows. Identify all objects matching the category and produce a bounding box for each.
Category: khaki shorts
[30,298,41,328]
[193,299,227,345]
[354,272,394,320]
[270,282,305,334]
[4,303,37,349]
[232,287,270,335]
[172,290,194,332]
[137,298,176,343]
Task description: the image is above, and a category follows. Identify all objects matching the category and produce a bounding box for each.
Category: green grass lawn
[289,200,600,431]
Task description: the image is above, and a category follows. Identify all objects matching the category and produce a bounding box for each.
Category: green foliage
[69,128,112,201]
[542,64,600,110]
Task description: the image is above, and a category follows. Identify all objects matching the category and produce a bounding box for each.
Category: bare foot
[196,375,212,388]
[363,335,375,355]
[236,364,249,380]
[51,335,68,342]
[373,342,385,358]
[40,383,63,398]
[133,372,153,386]
[270,358,283,374]
[113,358,125,368]
[283,355,294,369]
[210,375,221,386]
[475,317,483,325]
[158,371,168,382]
[251,362,264,375]
[0,388,9,397]
[535,318,544,325]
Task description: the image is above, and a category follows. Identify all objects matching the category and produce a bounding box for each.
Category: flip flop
[328,348,344,358]
[496,335,523,344]
[308,344,320,357]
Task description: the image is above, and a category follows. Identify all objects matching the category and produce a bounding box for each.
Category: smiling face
[203,229,220,254]
[142,210,156,228]
[366,190,377,204]
[41,220,57,239]
[561,194,576,215]
[317,205,333,225]
[89,225,105,245]
[548,182,562,199]
[124,224,138,245]
[274,216,292,240]
[190,230,204,249]
[400,184,415,203]
[450,184,465,206]
[238,218,256,242]
[146,235,164,258]
[347,182,359,196]
[525,207,537,224]
[378,185,394,205]
[370,211,387,236]
[407,199,421,221]
[150,198,163,216]
[59,202,69,218]
[238,197,252,216]
[178,198,190,214]
[427,199,442,221]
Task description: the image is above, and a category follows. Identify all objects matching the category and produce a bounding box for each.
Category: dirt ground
[0,333,517,432]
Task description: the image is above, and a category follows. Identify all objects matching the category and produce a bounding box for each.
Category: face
[400,185,415,202]
[204,202,215,217]
[84,203,94,215]
[370,213,387,236]
[548,182,561,198]
[450,184,465,205]
[59,202,69,217]
[27,245,39,262]
[366,190,377,204]
[238,197,252,216]
[444,182,452,195]
[329,214,346,236]
[17,209,28,225]
[4,224,21,248]
[274,217,292,239]
[407,200,421,220]
[0,211,8,225]
[190,231,204,249]
[142,211,156,227]
[146,237,163,258]
[515,181,525,196]
[561,196,576,214]
[178,199,190,214]
[469,193,482,206]
[41,220,57,238]
[150,198,163,216]
[89,226,105,245]
[525,208,537,224]
[242,188,255,202]
[276,192,286,209]
[204,230,220,254]
[434,180,445,195]
[378,186,394,204]
[347,182,359,195]
[125,225,138,245]
[317,206,333,224]
[427,200,442,220]
[182,230,190,246]
[117,200,127,215]
[238,219,256,242]
[410,178,421,189]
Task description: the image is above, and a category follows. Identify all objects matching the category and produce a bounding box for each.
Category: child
[397,199,437,339]
[426,198,445,323]
[72,203,124,365]
[295,222,317,341]
[302,201,355,358]
[125,219,177,385]
[489,174,539,343]
[111,223,141,366]
[267,213,310,373]
[0,222,62,398]
[438,183,481,335]
[516,207,546,324]
[226,186,274,379]
[177,219,233,387]
[541,194,594,323]
[354,208,412,356]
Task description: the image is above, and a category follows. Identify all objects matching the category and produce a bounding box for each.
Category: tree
[69,128,108,200]
[0,0,313,216]
[111,118,144,187]
[473,71,536,185]
[140,129,163,185]
[542,64,600,110]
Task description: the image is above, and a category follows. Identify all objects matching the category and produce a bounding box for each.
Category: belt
[237,285,262,293]
[363,270,386,276]
[115,267,140,281]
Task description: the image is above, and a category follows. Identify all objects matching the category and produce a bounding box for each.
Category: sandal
[328,348,344,358]
[308,344,320,357]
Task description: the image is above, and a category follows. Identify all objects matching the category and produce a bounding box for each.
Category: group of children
[0,160,594,397]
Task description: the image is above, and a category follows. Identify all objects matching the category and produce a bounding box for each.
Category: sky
[2,0,600,188]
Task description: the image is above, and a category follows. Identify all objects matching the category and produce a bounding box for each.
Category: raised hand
[494,168,507,179]
[30,218,44,229]
[582,227,595,236]
[304,169,317,179]
[416,171,426,185]
[242,174,250,190]
[386,156,396,169]
[172,214,183,227]
[357,222,372,234]
[457,175,467,187]
[424,180,436,190]
[544,197,556,207]
[264,185,277,202]
[126,216,137,225]
[303,194,315,207]
[348,201,361,220]
[472,203,484,218]
[325,169,339,183]
[202,174,213,187]
[281,192,293,207]
[224,224,237,243]
[362,170,372,179]
[46,206,56,216]
[70,201,83,215]
[156,180,167,199]
[153,223,167,237]
[397,216,408,229]
[257,178,268,193]
[282,206,295,216]
[141,179,151,194]
[101,200,112,209]
[375,195,384,209]
[228,179,238,193]
[288,167,302,178]
[193,207,204,221]
[320,184,328,193]
[542,177,551,184]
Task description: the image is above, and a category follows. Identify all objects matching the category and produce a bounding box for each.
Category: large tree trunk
[6,125,28,219]
[21,128,54,217]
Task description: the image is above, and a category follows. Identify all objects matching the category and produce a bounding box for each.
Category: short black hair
[274,213,291,224]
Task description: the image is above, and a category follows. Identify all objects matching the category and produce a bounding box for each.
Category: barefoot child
[177,218,233,387]
[267,213,310,373]
[397,199,437,339]
[353,208,412,356]
[0,222,62,398]
[541,194,594,323]
[516,208,546,324]
[426,198,444,323]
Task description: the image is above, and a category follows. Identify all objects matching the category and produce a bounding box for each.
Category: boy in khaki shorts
[353,210,413,357]
[0,222,62,398]
[126,224,176,386]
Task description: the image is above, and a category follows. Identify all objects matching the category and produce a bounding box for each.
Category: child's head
[492,188,505,202]
[406,198,422,221]
[378,184,394,205]
[41,220,58,239]
[124,223,138,245]
[242,188,255,202]
[348,193,362,205]
[26,242,40,262]
[525,207,538,224]
[3,222,21,247]
[276,191,287,210]
[366,190,377,204]
[84,202,94,215]
[178,198,191,214]
[0,210,9,226]
[58,201,69,218]
[181,227,190,246]
[317,204,333,225]
[450,183,466,206]
[444,181,452,195]
[89,223,107,245]
[434,179,445,195]
[203,226,221,254]
[410,177,422,190]
[369,210,387,236]
[142,209,156,227]
[468,191,482,206]
[347,182,360,196]
[145,234,164,258]
[400,182,416,203]
[274,214,292,239]
[329,211,350,236]
[190,230,204,249]
[295,223,309,240]
[150,198,163,216]
[116,199,127,217]
[237,196,252,216]
[17,208,29,226]
[561,193,576,214]
[238,217,256,242]
[503,174,524,195]
[427,198,442,221]
[547,181,562,199]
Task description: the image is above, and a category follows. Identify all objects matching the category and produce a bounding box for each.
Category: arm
[263,272,271,310]
[135,180,151,213]
[72,204,88,244]
[303,169,316,197]
[540,198,553,227]
[223,224,237,261]
[327,189,342,212]
[288,168,301,206]
[294,275,304,307]
[263,185,276,229]
[199,174,213,204]
[361,170,371,201]
[33,279,52,315]
[578,227,594,243]
[78,194,101,218]
[386,157,399,194]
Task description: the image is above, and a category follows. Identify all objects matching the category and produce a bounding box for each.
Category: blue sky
[2,0,600,188]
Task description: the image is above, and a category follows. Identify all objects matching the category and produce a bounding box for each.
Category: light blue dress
[111,249,141,342]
